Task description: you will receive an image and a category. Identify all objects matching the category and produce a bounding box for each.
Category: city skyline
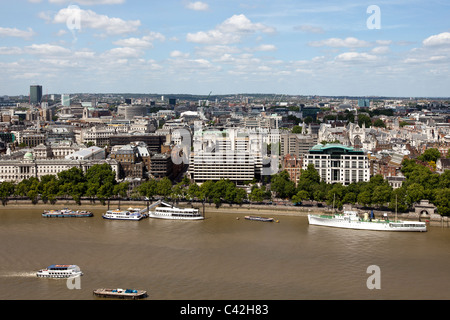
[1,0,449,97]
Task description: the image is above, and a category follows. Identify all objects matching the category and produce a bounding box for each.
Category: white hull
[308,214,427,232]
[147,201,203,220]
[36,265,83,278]
[36,272,83,278]
[102,209,145,221]
[148,212,204,220]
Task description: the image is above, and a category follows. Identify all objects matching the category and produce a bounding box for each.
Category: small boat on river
[245,216,275,222]
[42,208,93,218]
[93,288,147,299]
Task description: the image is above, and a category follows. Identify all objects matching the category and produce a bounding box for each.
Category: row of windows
[311,160,367,168]
[306,155,366,160]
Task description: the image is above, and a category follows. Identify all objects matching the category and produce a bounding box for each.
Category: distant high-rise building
[358,99,370,108]
[30,85,42,104]
[61,94,70,106]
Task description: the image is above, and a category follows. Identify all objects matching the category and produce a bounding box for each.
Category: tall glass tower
[30,85,42,104]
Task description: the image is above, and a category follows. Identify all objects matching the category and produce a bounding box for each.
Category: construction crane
[202,91,212,107]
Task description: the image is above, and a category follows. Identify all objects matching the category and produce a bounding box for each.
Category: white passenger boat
[102,208,146,221]
[36,264,83,278]
[148,201,204,220]
[308,211,427,232]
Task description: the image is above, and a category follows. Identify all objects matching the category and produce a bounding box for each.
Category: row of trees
[136,176,247,207]
[268,159,450,215]
[0,158,449,216]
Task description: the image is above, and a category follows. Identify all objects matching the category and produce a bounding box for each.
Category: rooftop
[309,143,365,155]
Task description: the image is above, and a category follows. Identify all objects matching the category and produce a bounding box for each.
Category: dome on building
[24,151,34,161]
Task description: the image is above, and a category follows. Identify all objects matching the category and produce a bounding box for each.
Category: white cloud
[219,14,275,34]
[294,25,325,34]
[187,14,275,44]
[113,32,164,48]
[186,1,209,11]
[335,52,377,62]
[170,50,189,58]
[423,32,450,47]
[51,7,140,35]
[102,47,143,59]
[25,43,71,56]
[309,37,371,48]
[0,47,23,55]
[0,27,36,40]
[253,44,277,51]
[55,29,68,37]
[371,46,390,54]
[187,29,239,44]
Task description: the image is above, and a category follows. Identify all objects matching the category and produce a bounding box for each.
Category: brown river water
[0,206,449,300]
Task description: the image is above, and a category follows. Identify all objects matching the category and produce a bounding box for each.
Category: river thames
[0,206,449,300]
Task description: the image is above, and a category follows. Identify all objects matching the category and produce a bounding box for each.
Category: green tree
[292,125,304,134]
[233,188,247,205]
[113,181,130,199]
[0,182,15,205]
[405,183,425,207]
[371,185,392,207]
[137,179,158,199]
[357,190,372,207]
[270,170,296,199]
[388,187,409,213]
[326,183,346,209]
[373,118,386,128]
[249,185,264,202]
[199,180,215,202]
[157,177,173,198]
[37,175,59,204]
[418,148,441,163]
[85,164,116,203]
[186,183,200,200]
[357,114,372,127]
[342,192,357,205]
[296,163,321,198]
[292,190,309,204]
[434,188,450,216]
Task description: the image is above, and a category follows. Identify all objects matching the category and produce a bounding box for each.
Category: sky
[0,0,449,97]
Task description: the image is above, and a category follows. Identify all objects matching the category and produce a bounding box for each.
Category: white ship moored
[102,208,146,221]
[148,201,204,220]
[308,211,427,232]
[36,264,83,278]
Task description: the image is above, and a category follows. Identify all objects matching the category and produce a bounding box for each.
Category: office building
[303,144,370,185]
[30,85,42,104]
[189,127,278,183]
[62,94,70,107]
[358,99,370,108]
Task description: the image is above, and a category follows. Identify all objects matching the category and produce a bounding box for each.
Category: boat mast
[395,194,398,222]
[333,193,335,214]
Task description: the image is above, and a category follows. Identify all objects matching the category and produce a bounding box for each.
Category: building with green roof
[303,143,370,185]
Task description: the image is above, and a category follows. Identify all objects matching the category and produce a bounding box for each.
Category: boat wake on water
[0,271,36,278]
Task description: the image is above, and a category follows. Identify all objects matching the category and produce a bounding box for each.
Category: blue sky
[0,0,449,97]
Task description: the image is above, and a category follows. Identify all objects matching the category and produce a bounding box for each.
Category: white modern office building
[303,144,370,185]
[188,127,279,183]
